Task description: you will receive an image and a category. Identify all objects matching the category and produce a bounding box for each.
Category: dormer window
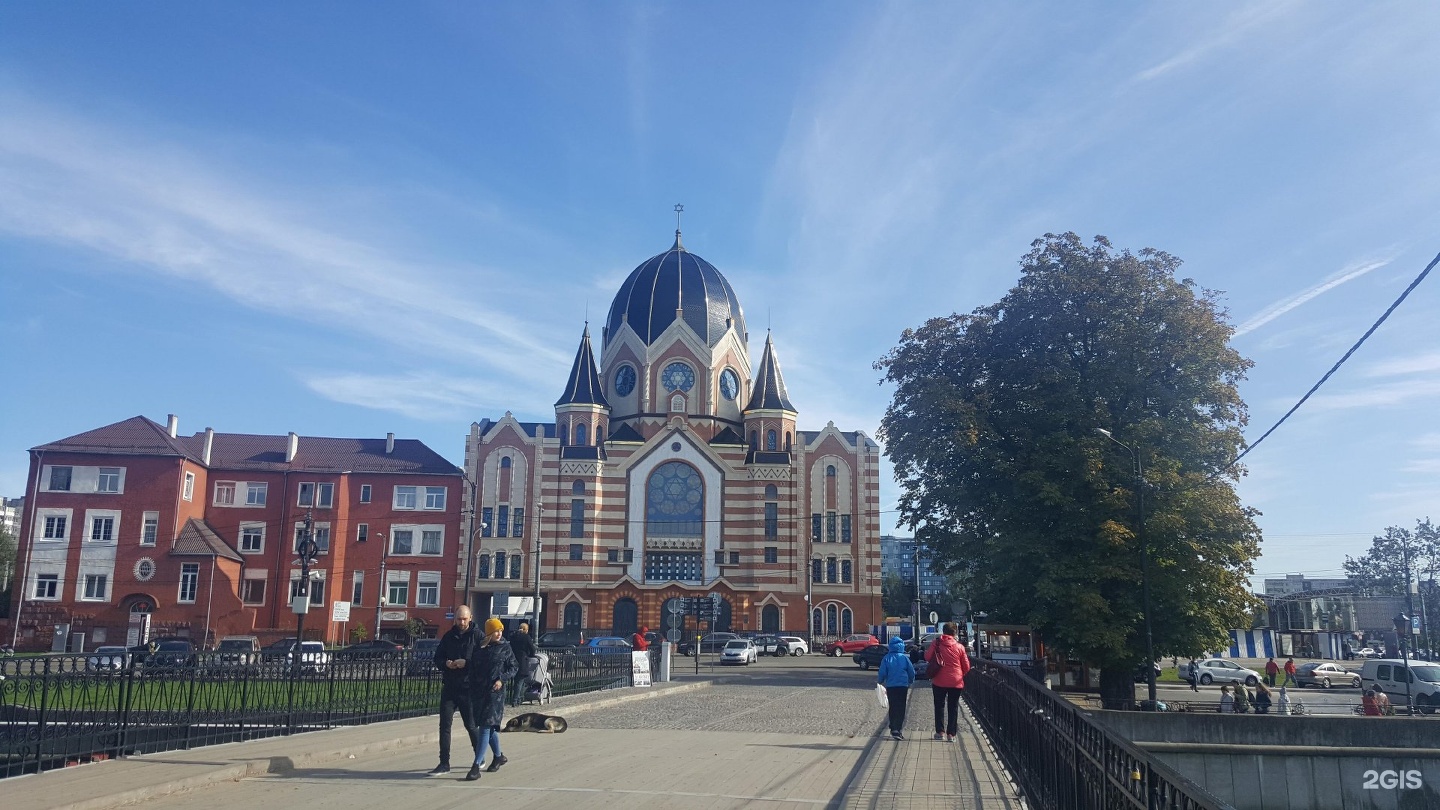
[670,394,685,412]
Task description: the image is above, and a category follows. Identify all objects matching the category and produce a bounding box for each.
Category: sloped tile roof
[607,423,646,443]
[180,433,461,475]
[170,518,243,562]
[33,416,200,459]
[709,426,746,445]
[745,333,796,412]
[555,326,610,408]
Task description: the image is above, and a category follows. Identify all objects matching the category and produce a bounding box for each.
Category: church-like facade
[463,231,881,643]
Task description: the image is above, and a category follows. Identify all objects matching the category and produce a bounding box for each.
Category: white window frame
[239,522,265,554]
[389,524,444,557]
[423,486,446,510]
[316,482,334,509]
[245,482,268,506]
[293,522,331,554]
[214,481,237,506]
[240,573,267,606]
[38,509,71,541]
[46,465,74,492]
[416,572,441,607]
[34,573,60,600]
[420,528,443,556]
[351,571,364,606]
[183,472,195,502]
[82,573,109,601]
[141,511,159,546]
[360,484,372,503]
[393,486,418,510]
[289,570,326,606]
[178,563,200,603]
[97,467,123,494]
[386,571,410,607]
[87,510,120,543]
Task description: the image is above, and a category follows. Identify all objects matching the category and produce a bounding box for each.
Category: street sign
[1414,616,1422,632]
[929,611,939,625]
[668,600,686,616]
[331,601,351,622]
[445,610,455,620]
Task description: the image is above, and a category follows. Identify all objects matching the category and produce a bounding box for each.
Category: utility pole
[373,533,390,642]
[288,509,318,734]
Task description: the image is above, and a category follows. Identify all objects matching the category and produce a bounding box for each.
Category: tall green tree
[876,233,1262,707]
[881,571,916,618]
[0,527,15,618]
[1343,519,1439,595]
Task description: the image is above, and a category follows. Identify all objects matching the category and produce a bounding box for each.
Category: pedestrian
[1361,689,1382,716]
[1282,657,1297,687]
[1264,657,1279,687]
[877,636,916,740]
[1253,682,1273,714]
[1234,684,1252,714]
[428,606,479,775]
[1187,658,1200,692]
[925,622,971,742]
[1277,686,1292,715]
[508,622,538,706]
[631,625,650,652]
[465,617,519,781]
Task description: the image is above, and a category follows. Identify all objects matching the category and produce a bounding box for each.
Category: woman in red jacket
[924,623,972,742]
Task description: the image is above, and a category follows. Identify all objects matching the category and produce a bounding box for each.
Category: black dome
[604,234,747,349]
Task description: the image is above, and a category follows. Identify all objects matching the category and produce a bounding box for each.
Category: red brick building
[6,416,462,651]
[463,231,883,643]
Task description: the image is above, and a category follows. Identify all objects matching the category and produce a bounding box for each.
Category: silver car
[1193,659,1261,686]
[720,639,758,665]
[86,646,131,672]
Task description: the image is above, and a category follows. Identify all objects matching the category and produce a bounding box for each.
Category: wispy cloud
[300,371,529,422]
[1303,376,1440,412]
[1132,0,1298,83]
[1234,257,1391,337]
[1364,351,1440,378]
[0,92,570,390]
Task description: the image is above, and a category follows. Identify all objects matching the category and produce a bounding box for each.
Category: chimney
[386,433,395,454]
[202,428,214,466]
[287,432,299,463]
[166,414,179,438]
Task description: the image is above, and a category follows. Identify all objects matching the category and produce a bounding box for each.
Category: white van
[1359,659,1440,713]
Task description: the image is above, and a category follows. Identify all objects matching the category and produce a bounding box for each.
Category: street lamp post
[1395,614,1415,713]
[1097,428,1156,706]
[373,533,390,642]
[288,510,319,735]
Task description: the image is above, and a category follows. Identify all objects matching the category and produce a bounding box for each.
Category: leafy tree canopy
[876,233,1262,700]
[1344,518,1439,594]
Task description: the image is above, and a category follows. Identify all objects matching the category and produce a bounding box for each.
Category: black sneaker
[891,732,905,741]
[427,763,450,776]
[463,764,482,781]
[486,755,508,773]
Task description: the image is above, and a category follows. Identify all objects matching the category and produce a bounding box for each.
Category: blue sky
[2,3,1438,589]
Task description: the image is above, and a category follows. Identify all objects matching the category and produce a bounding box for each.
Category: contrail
[1234,259,1390,337]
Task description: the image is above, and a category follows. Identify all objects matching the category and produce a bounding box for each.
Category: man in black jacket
[428,606,478,775]
[508,622,538,705]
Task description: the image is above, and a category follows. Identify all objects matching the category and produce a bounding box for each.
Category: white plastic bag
[875,683,889,708]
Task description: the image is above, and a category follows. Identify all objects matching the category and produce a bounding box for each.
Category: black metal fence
[0,647,646,779]
[963,660,1234,810]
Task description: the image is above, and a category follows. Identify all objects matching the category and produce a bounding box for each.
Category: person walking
[925,623,971,742]
[1187,659,1200,692]
[1219,685,1235,713]
[1264,657,1279,687]
[877,636,916,740]
[1282,657,1298,687]
[428,606,479,775]
[508,622,538,706]
[466,618,519,781]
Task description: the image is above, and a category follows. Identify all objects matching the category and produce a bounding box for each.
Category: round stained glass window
[614,365,636,397]
[134,557,156,581]
[719,368,740,401]
[660,362,695,393]
[646,461,703,536]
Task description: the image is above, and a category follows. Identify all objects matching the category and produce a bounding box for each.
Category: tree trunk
[1098,667,1135,710]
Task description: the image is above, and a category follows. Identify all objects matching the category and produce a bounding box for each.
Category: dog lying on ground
[502,712,568,733]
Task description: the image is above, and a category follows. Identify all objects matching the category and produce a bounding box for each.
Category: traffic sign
[669,600,686,616]
[1413,615,1422,632]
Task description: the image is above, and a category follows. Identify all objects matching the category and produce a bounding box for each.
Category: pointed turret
[555,325,609,408]
[745,332,795,412]
[555,326,610,455]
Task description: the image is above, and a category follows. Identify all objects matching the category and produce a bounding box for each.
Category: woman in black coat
[465,618,519,781]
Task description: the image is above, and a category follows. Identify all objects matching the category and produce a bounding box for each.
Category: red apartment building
[5,415,462,651]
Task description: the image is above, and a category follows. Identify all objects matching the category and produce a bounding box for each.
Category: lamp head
[1095,428,1113,439]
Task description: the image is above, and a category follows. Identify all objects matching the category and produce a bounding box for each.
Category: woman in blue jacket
[877,636,917,740]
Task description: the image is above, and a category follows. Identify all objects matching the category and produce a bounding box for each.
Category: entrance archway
[612,597,639,636]
[563,602,582,631]
[761,605,780,633]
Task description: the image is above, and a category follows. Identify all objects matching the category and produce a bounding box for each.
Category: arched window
[812,608,823,636]
[477,554,490,579]
[572,480,585,495]
[563,602,582,630]
[826,557,837,584]
[500,457,511,469]
[645,462,703,536]
[761,604,780,633]
[612,597,639,636]
[764,484,778,500]
[576,423,588,445]
[509,553,522,580]
[766,430,777,450]
[494,551,507,579]
[811,558,822,583]
[841,608,853,635]
[749,431,758,450]
[559,424,568,446]
[841,559,852,584]
[826,604,839,635]
[826,465,836,477]
[785,432,792,451]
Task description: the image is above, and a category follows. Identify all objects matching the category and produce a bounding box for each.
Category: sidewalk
[9,678,1024,810]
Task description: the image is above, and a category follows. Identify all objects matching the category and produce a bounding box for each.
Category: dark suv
[678,633,739,656]
[538,630,583,651]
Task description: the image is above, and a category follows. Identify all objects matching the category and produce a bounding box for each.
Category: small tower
[555,325,610,454]
[743,332,797,456]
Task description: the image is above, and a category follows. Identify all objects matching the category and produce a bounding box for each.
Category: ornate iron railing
[0,647,645,778]
[963,659,1234,810]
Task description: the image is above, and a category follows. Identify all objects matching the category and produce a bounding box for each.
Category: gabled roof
[170,518,243,562]
[607,423,645,443]
[33,416,200,460]
[178,434,460,475]
[745,332,796,413]
[555,326,610,408]
[709,426,746,445]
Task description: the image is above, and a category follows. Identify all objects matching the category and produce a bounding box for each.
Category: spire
[555,325,610,408]
[673,203,685,250]
[745,331,796,412]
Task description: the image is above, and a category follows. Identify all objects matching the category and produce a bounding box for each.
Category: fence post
[34,656,52,773]
[117,662,134,759]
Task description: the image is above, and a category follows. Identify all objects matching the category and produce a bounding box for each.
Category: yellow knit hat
[484,618,505,635]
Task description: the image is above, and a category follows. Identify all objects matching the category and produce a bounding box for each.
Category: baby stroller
[522,652,553,705]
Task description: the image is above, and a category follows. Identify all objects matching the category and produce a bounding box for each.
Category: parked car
[578,636,633,663]
[538,630,584,651]
[1357,647,1380,659]
[824,634,880,657]
[1134,661,1163,683]
[853,643,917,670]
[215,636,261,669]
[720,639,759,665]
[261,638,301,662]
[776,636,810,656]
[338,639,405,661]
[407,638,441,675]
[751,635,784,655]
[1360,659,1440,713]
[289,641,331,675]
[1192,659,1260,686]
[1295,661,1361,689]
[678,633,739,656]
[146,640,198,670]
[86,646,131,672]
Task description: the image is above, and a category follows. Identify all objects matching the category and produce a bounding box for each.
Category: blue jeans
[474,725,503,765]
